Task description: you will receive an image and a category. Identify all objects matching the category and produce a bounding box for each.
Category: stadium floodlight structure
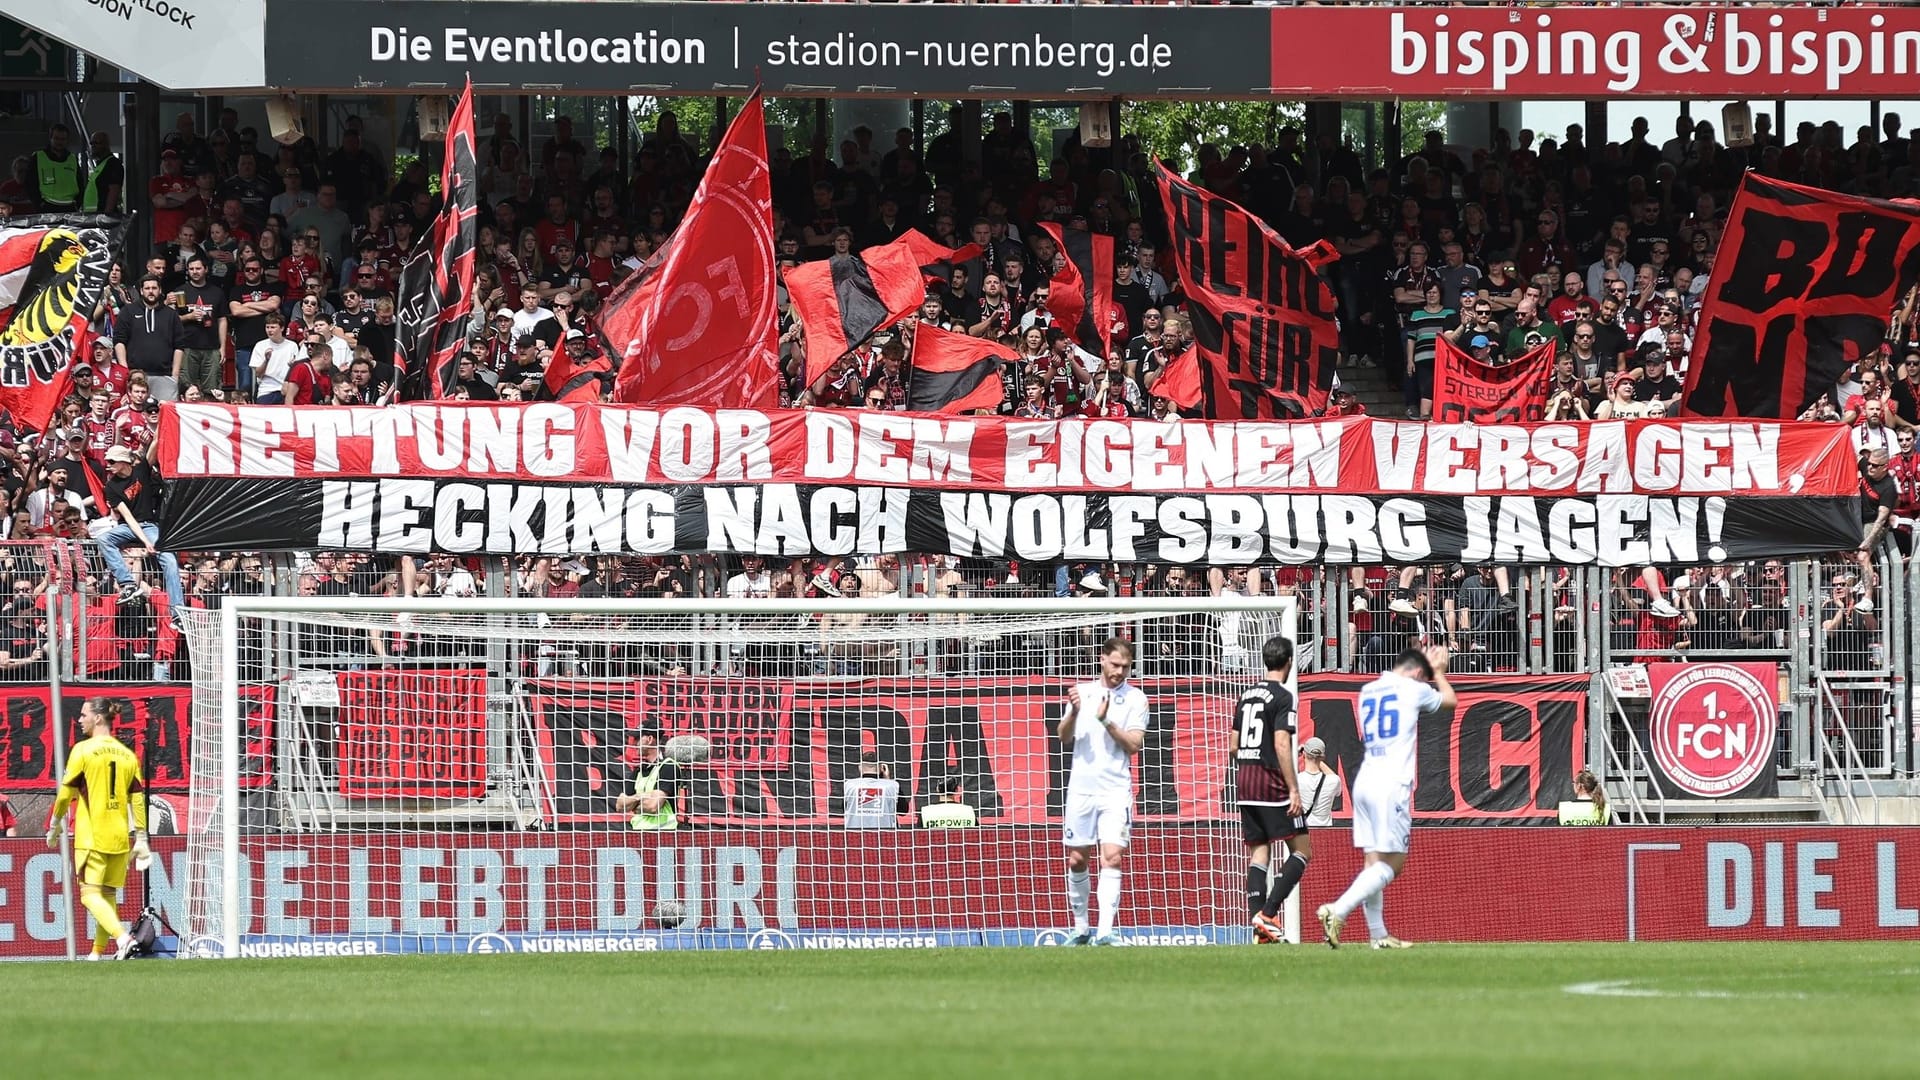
[182,593,1297,958]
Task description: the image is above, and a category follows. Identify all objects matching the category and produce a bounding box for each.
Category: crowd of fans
[0,96,1911,700]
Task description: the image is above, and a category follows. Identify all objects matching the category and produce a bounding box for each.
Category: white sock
[1363,893,1388,940]
[1331,862,1396,919]
[1067,869,1090,931]
[1096,867,1122,934]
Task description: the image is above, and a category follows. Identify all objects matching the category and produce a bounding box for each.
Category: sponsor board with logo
[1645,662,1780,799]
[6,827,1917,959]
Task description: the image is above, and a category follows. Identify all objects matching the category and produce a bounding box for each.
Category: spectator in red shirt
[533,194,580,260]
[282,339,337,405]
[148,150,196,245]
[81,391,118,468]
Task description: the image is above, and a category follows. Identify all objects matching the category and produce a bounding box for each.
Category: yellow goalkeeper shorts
[76,849,130,889]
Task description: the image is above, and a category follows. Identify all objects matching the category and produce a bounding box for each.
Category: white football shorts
[1062,793,1132,849]
[1350,779,1413,854]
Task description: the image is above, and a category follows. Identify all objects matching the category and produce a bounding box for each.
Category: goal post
[182,593,1297,958]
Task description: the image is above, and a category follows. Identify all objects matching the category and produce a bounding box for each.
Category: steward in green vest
[82,130,126,213]
[32,124,81,212]
[918,778,979,829]
[615,734,681,831]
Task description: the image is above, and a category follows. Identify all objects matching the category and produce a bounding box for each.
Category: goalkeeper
[47,698,148,960]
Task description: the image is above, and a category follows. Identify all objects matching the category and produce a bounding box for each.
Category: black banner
[1683,173,1920,419]
[1299,672,1589,825]
[264,1,1271,98]
[159,477,1860,566]
[1156,164,1340,418]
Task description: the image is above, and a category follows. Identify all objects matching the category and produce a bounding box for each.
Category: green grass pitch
[6,943,1915,1078]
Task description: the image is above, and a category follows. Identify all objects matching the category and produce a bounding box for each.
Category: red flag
[542,346,611,403]
[1039,222,1115,356]
[1152,345,1203,410]
[1683,172,1920,418]
[1155,161,1340,418]
[898,231,983,285]
[786,235,928,391]
[907,324,1014,414]
[394,80,477,399]
[0,214,126,432]
[1432,338,1556,423]
[607,91,779,408]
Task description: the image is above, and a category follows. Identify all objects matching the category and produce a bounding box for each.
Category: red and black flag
[606,90,780,409]
[543,342,612,404]
[1154,161,1340,418]
[907,323,1013,414]
[395,79,478,400]
[0,213,126,431]
[1682,172,1920,419]
[786,234,927,390]
[899,231,983,287]
[1038,222,1114,355]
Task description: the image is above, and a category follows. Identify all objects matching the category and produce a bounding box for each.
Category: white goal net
[180,595,1294,957]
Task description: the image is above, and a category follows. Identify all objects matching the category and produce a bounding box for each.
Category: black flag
[395,80,477,399]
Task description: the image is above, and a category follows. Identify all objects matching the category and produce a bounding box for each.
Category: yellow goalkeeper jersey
[58,733,146,854]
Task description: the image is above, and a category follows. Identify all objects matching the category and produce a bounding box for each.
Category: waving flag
[1155,162,1340,418]
[786,234,928,391]
[1683,172,1920,419]
[899,231,984,286]
[395,79,477,399]
[0,213,125,431]
[907,323,1013,414]
[543,345,612,403]
[606,91,779,408]
[1038,222,1114,356]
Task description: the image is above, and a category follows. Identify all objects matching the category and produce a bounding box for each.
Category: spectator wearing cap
[1295,737,1338,828]
[269,167,315,224]
[1630,346,1683,414]
[26,463,87,531]
[148,150,195,247]
[98,443,184,619]
[536,240,585,301]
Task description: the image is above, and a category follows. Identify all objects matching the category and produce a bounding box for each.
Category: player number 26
[1360,693,1400,743]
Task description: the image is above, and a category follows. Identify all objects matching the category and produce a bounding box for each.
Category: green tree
[1121,100,1307,174]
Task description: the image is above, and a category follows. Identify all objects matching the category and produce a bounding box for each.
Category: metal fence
[15,541,1912,794]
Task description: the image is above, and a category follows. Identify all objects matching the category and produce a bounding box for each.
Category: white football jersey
[1355,671,1443,788]
[1066,680,1150,802]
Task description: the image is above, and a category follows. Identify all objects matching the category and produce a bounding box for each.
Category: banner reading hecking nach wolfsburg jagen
[155,404,1863,565]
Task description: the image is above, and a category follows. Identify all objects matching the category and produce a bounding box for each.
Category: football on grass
[653,900,687,929]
